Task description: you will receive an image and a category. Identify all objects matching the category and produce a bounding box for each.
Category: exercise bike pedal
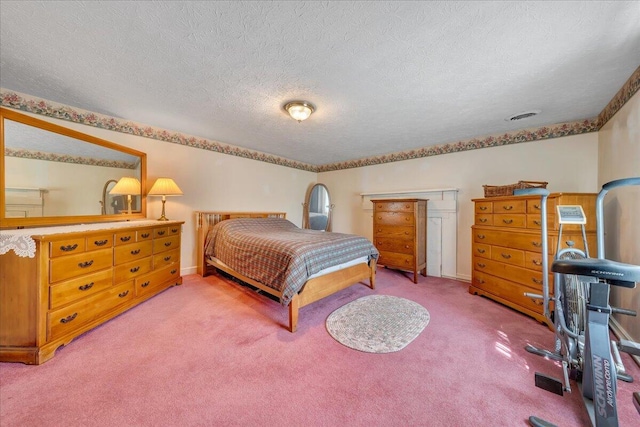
[534,372,564,396]
[525,344,563,361]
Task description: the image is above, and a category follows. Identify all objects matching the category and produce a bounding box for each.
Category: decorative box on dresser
[372,198,427,283]
[469,193,597,326]
[0,220,184,364]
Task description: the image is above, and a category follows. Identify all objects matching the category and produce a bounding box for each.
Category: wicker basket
[483,180,548,197]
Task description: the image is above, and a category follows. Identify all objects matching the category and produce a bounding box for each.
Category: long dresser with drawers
[0,220,183,364]
[469,193,596,326]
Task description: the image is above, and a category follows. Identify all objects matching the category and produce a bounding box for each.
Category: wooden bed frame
[195,211,376,332]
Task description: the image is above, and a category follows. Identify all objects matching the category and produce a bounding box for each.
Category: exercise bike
[518,177,640,427]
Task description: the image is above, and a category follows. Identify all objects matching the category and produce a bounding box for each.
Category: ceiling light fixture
[284,101,315,122]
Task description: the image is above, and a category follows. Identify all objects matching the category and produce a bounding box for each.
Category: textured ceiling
[1,1,639,166]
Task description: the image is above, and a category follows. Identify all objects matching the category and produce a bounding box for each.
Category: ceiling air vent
[505,110,541,122]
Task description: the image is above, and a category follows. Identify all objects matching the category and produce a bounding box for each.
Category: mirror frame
[1,107,147,228]
[302,183,333,232]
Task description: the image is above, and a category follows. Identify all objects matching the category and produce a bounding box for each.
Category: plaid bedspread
[204,218,378,305]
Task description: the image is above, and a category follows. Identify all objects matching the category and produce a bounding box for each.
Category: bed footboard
[288,258,376,332]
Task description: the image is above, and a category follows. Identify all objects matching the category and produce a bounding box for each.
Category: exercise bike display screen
[556,205,587,224]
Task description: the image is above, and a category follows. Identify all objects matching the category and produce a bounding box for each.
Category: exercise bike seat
[552,257,640,288]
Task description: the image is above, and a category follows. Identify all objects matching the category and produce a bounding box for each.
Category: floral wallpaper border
[597,65,640,128]
[1,65,638,173]
[5,147,138,169]
[317,118,600,172]
[0,90,318,173]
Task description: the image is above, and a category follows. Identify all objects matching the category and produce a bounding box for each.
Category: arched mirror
[303,183,333,231]
[1,107,147,228]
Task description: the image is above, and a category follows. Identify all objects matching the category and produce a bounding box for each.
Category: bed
[195,211,378,332]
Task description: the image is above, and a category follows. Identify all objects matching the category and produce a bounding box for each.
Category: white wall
[320,133,599,280]
[598,91,640,344]
[12,111,317,274]
[6,157,135,216]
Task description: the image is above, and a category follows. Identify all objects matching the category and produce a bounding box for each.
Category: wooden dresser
[469,193,596,325]
[372,198,427,283]
[0,220,183,364]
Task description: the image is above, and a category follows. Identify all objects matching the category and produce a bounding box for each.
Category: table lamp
[109,177,141,215]
[148,178,183,221]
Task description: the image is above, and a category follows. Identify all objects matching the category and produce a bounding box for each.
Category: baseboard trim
[455,274,471,282]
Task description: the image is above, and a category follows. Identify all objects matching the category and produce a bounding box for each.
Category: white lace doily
[0,234,37,258]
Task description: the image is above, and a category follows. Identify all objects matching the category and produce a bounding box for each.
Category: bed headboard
[195,211,287,276]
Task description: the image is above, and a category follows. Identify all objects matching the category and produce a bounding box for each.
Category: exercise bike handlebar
[596,177,640,259]
[601,177,640,192]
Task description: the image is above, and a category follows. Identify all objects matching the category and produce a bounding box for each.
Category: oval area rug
[326,295,430,353]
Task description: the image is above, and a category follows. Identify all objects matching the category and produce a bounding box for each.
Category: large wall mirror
[0,107,146,228]
[302,183,333,231]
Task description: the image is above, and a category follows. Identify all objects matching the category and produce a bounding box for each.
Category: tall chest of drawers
[469,193,596,325]
[0,220,183,364]
[372,198,427,283]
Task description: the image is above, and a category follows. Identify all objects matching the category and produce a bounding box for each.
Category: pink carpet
[1,267,639,426]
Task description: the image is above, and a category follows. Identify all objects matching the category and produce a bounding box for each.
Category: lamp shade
[109,177,141,216]
[148,178,183,196]
[148,178,182,221]
[109,177,141,196]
